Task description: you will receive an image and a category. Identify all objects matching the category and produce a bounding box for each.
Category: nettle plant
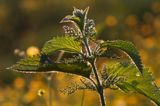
[8,7,160,106]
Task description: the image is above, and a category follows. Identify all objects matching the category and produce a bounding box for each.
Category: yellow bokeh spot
[113,98,126,106]
[105,15,118,27]
[144,37,156,49]
[14,77,25,90]
[26,46,40,57]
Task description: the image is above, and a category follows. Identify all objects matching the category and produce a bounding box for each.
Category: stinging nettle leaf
[105,62,160,105]
[42,36,81,55]
[60,7,89,31]
[101,40,143,74]
[7,55,92,78]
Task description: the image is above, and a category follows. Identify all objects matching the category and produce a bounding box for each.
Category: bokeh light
[105,15,118,27]
[26,46,40,57]
[0,0,160,106]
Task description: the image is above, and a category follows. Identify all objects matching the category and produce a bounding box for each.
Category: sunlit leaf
[7,55,91,78]
[105,61,160,105]
[42,36,81,55]
[100,40,143,74]
[60,7,89,30]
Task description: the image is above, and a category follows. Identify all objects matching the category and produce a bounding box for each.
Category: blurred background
[0,0,160,106]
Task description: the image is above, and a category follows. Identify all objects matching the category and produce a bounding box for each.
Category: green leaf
[60,7,89,30]
[42,36,81,55]
[7,55,91,78]
[105,61,160,105]
[101,40,143,74]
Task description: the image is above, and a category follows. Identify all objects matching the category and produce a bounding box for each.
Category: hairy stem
[83,38,92,56]
[83,37,106,106]
[91,62,106,106]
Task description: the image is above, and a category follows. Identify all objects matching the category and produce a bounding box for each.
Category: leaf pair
[9,37,143,78]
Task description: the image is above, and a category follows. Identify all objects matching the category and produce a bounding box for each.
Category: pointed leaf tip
[8,55,92,78]
[106,62,160,105]
[101,40,143,74]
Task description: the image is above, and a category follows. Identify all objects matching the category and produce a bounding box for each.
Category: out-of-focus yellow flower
[14,77,25,90]
[125,15,138,27]
[144,37,156,49]
[26,46,40,57]
[105,15,118,27]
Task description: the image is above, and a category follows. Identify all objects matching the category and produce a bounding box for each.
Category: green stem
[83,37,106,106]
[83,38,92,56]
[91,62,106,106]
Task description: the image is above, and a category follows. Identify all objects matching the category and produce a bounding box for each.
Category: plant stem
[83,38,92,56]
[47,74,53,106]
[83,37,106,106]
[80,90,85,106]
[91,62,106,106]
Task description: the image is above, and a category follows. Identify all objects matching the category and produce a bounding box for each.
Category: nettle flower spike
[85,19,96,37]
[63,25,81,38]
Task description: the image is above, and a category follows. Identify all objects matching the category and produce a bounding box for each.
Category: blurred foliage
[0,0,160,106]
